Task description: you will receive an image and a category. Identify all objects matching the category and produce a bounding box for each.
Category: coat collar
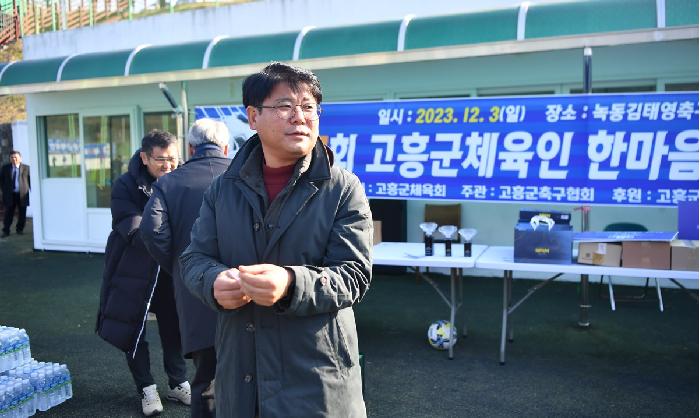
[127,150,155,196]
[222,134,334,184]
[186,145,227,164]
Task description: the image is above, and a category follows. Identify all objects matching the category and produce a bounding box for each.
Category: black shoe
[1,232,8,238]
[16,230,23,235]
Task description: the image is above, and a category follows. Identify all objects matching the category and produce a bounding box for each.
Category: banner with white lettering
[196,92,698,206]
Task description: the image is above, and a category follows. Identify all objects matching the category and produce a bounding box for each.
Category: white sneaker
[141,384,164,416]
[166,381,191,406]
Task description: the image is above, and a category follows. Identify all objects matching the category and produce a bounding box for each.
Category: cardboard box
[621,241,670,270]
[670,240,699,271]
[372,220,382,244]
[514,222,573,264]
[577,242,622,267]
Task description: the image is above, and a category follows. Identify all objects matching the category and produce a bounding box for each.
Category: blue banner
[195,92,699,207]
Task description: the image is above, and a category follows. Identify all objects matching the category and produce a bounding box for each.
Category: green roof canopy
[299,21,402,59]
[60,49,132,81]
[0,57,65,86]
[0,0,696,91]
[666,0,699,27]
[525,0,657,39]
[405,8,519,50]
[129,40,211,75]
[207,32,297,68]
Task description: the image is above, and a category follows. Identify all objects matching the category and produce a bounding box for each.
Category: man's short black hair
[9,150,20,157]
[141,130,177,154]
[242,62,323,109]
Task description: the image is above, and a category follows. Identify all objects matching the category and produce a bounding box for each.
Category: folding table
[372,242,487,359]
[475,246,699,364]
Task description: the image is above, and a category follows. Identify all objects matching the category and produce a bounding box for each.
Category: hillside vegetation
[0,40,25,124]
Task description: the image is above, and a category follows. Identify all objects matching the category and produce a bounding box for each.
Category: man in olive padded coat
[180,62,373,417]
[141,118,231,418]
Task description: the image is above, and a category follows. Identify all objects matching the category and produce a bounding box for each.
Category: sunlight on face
[141,144,178,178]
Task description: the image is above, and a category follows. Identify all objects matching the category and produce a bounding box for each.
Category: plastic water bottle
[17,331,30,368]
[60,365,73,399]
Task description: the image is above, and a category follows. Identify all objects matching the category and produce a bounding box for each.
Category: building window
[40,114,81,178]
[144,112,178,135]
[398,93,471,100]
[476,90,554,97]
[83,115,131,208]
[569,85,656,94]
[665,82,699,92]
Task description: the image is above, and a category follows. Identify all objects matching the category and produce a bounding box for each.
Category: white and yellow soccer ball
[427,320,457,350]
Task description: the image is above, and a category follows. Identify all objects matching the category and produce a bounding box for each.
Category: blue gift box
[678,200,699,240]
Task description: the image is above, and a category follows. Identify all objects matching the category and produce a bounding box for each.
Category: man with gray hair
[141,118,232,418]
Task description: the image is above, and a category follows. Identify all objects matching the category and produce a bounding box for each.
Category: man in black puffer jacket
[96,130,190,417]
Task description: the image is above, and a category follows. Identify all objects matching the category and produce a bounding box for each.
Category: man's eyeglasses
[257,103,322,121]
[149,155,177,165]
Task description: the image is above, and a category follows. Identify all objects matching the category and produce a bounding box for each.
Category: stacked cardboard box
[670,240,699,271]
[372,220,382,245]
[577,242,622,267]
[622,241,671,269]
[575,231,695,271]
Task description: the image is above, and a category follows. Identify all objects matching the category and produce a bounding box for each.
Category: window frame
[36,113,82,180]
[80,107,139,210]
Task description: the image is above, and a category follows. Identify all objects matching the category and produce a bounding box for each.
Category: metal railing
[0,0,253,46]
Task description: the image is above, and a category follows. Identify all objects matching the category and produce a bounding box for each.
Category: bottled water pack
[0,328,31,373]
[0,376,34,418]
[3,360,73,414]
[0,326,72,417]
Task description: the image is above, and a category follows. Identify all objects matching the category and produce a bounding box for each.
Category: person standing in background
[96,130,191,417]
[0,150,30,238]
[141,119,232,418]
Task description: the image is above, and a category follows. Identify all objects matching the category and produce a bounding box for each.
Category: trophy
[458,228,478,257]
[438,225,458,256]
[419,222,438,256]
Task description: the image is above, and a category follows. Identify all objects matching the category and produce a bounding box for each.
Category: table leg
[449,268,457,360]
[459,268,467,336]
[507,271,514,342]
[499,270,511,365]
[655,278,664,312]
[578,274,591,327]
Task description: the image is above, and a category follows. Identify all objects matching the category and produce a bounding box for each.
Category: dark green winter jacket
[181,135,372,418]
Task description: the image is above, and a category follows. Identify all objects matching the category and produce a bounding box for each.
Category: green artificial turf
[0,220,697,417]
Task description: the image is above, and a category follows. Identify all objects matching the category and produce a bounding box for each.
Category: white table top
[372,242,488,268]
[476,246,699,280]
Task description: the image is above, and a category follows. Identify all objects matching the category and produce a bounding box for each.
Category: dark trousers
[126,274,187,393]
[3,192,26,234]
[191,347,216,418]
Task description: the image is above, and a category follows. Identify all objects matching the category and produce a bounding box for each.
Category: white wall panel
[40,179,85,242]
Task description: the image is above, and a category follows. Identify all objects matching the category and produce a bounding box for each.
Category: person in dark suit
[1,150,30,238]
[141,119,232,418]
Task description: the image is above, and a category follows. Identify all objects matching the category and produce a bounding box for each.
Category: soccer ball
[427,320,457,350]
